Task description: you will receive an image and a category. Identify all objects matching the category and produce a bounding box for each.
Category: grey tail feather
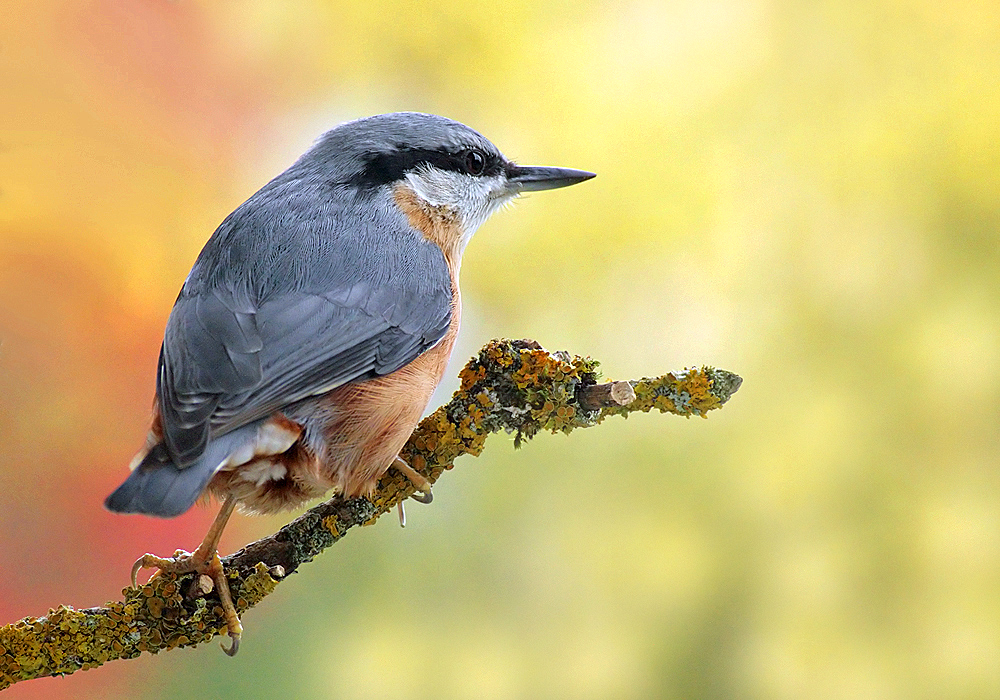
[105,422,261,518]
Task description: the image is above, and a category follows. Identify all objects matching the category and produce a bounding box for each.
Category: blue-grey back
[158,149,453,466]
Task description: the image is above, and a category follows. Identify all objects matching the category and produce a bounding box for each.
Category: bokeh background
[2,0,999,698]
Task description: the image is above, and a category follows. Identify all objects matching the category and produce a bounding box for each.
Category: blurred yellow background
[2,0,999,698]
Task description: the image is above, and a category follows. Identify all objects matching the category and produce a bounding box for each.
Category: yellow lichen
[322,514,340,537]
[459,364,486,390]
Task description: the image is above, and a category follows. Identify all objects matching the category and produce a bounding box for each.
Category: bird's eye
[464,149,487,176]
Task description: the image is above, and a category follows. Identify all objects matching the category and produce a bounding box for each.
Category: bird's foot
[131,548,202,587]
[130,548,243,655]
[392,456,433,528]
[392,456,433,503]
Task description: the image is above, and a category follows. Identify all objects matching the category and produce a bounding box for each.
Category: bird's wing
[158,277,452,466]
[154,180,454,466]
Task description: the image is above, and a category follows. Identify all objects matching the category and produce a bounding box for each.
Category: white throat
[403,166,515,251]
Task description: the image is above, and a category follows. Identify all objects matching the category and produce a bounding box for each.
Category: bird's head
[298,112,595,258]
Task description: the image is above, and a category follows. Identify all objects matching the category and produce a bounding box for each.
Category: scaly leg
[205,551,243,656]
[130,495,243,655]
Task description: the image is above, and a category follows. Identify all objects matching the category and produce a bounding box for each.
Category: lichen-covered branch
[0,339,741,690]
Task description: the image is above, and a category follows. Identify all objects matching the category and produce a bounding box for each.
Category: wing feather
[156,177,453,467]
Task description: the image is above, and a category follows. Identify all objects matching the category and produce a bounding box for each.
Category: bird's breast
[393,183,465,273]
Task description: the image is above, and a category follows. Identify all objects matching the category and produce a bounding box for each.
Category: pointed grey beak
[506,164,596,192]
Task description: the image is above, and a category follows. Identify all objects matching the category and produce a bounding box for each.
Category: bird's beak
[506,165,596,192]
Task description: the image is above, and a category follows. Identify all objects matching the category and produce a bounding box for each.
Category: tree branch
[0,339,741,689]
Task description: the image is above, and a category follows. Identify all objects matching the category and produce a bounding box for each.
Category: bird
[105,112,595,654]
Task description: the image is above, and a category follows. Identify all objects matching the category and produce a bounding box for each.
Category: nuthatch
[105,112,594,654]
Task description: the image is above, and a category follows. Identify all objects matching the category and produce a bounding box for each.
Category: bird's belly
[207,322,459,515]
[312,335,455,497]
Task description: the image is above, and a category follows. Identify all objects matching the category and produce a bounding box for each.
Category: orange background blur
[3,1,1000,698]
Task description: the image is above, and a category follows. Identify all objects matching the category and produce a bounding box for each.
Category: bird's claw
[130,557,146,589]
[409,487,433,504]
[221,631,241,657]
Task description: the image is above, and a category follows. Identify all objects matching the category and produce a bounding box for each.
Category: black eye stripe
[348,147,503,189]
